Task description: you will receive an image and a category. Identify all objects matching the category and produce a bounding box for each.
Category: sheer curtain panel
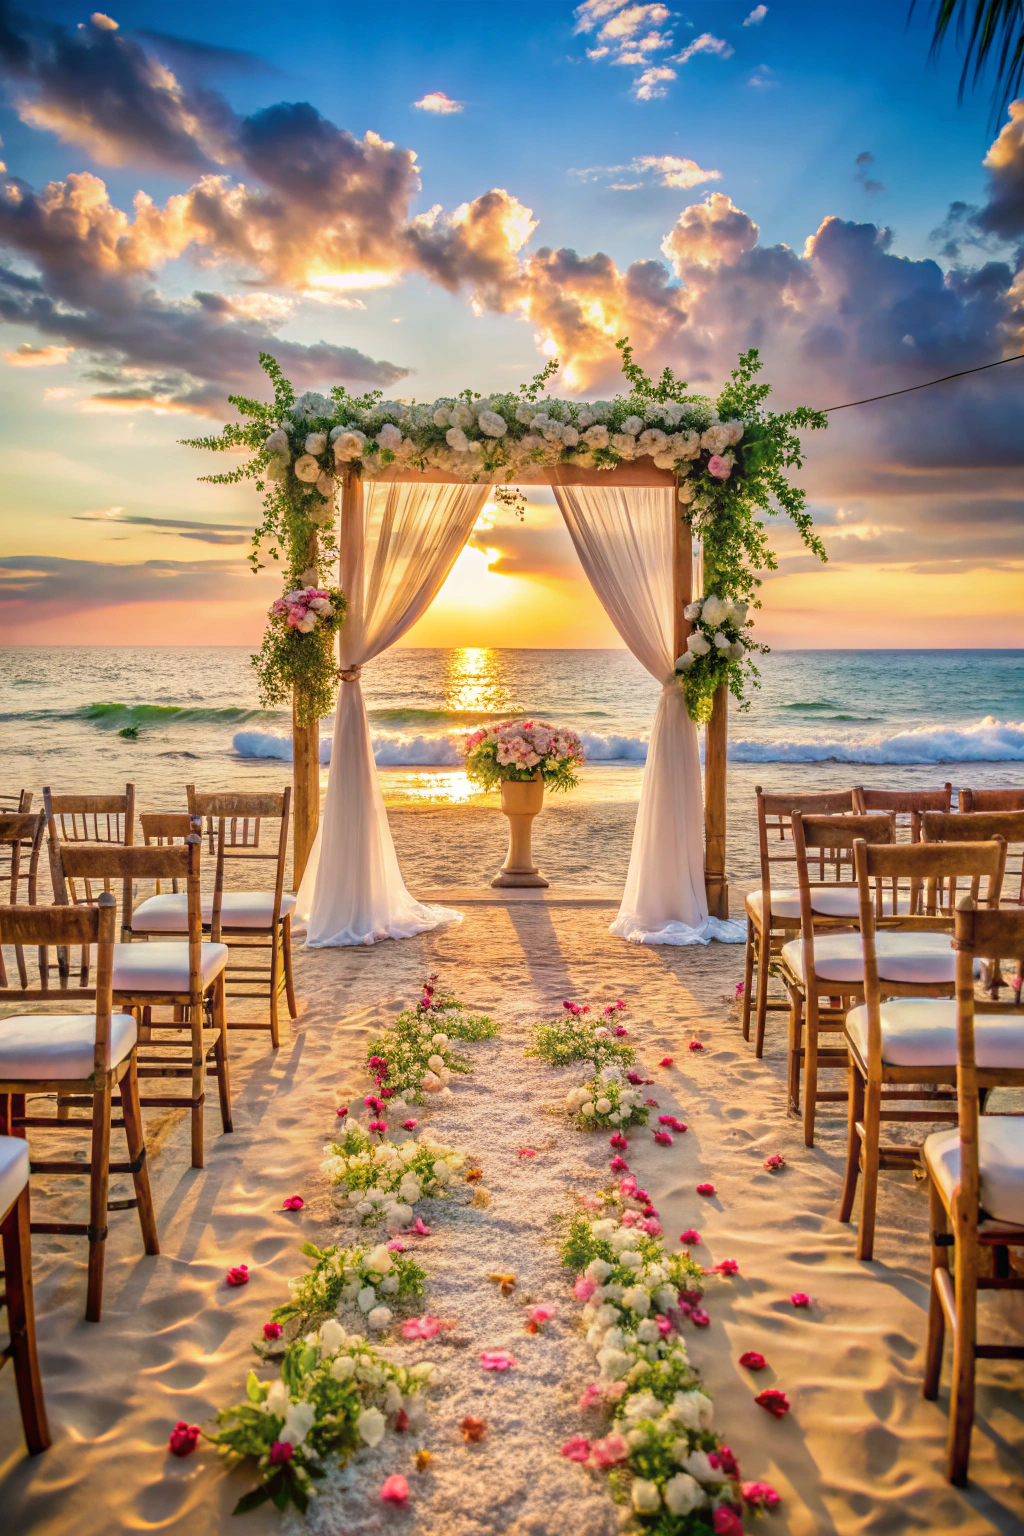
[297,476,490,946]
[553,482,744,946]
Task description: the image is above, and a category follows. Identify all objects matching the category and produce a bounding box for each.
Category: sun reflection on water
[379,769,482,805]
[442,647,512,717]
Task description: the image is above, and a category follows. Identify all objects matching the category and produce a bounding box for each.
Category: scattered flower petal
[574,1276,597,1301]
[755,1388,790,1418]
[679,1228,701,1246]
[386,1239,406,1252]
[644,1097,660,1107]
[225,1265,249,1287]
[739,1351,766,1370]
[714,1259,739,1276]
[282,1195,305,1211]
[763,1153,786,1173]
[480,1350,516,1371]
[381,1473,409,1503]
[526,1304,556,1333]
[461,1415,487,1442]
[402,1118,418,1131]
[465,1167,484,1182]
[487,1272,516,1296]
[168,1422,199,1457]
[742,1481,781,1512]
[690,1307,711,1327]
[653,1131,673,1146]
[578,1382,604,1409]
[402,1315,442,1339]
[790,1292,811,1308]
[394,1408,409,1432]
[589,1432,629,1468]
[659,1056,673,1067]
[608,1155,629,1173]
[415,1450,432,1472]
[609,1132,628,1151]
[696,1183,716,1196]
[518,1147,537,1158]
[471,1186,491,1208]
[335,1105,348,1118]
[560,1434,591,1462]
[403,1217,431,1236]
[689,1039,704,1052]
[262,1321,283,1341]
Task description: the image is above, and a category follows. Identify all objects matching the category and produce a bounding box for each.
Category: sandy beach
[2,880,1022,1536]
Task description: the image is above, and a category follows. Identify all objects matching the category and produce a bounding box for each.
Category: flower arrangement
[251,583,347,721]
[321,1121,469,1229]
[269,1239,427,1340]
[408,972,498,1040]
[208,1325,435,1515]
[674,594,754,727]
[565,1066,651,1132]
[562,1197,751,1532]
[527,1002,636,1070]
[186,344,825,722]
[360,976,496,1103]
[462,719,585,792]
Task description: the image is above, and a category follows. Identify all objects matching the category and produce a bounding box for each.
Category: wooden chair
[0,894,158,1321]
[0,813,46,988]
[960,788,1024,814]
[129,788,297,1048]
[924,810,1024,990]
[0,1134,49,1452]
[51,839,231,1169]
[922,901,1024,1484]
[840,837,1015,1261]
[0,791,36,904]
[43,784,135,948]
[0,791,32,813]
[853,784,953,833]
[742,788,855,1058]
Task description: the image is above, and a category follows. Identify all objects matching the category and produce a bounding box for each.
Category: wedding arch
[188,346,826,947]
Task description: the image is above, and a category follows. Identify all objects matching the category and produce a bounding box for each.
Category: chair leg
[856,1077,882,1261]
[282,915,297,1022]
[1,1185,50,1453]
[923,1175,948,1402]
[120,1056,159,1257]
[213,975,232,1134]
[787,990,803,1114]
[741,918,755,1042]
[803,994,820,1147]
[189,1005,205,1170]
[268,934,281,1051]
[947,1201,977,1485]
[754,927,772,1059]
[85,1081,112,1322]
[839,1059,864,1225]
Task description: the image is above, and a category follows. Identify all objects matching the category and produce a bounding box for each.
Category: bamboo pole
[704,685,729,917]
[291,528,320,889]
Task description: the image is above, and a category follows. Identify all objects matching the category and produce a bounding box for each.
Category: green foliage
[527,1013,635,1070]
[270,1240,426,1334]
[250,585,347,724]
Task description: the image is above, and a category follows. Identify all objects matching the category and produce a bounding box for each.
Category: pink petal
[714,1259,739,1276]
[696,1182,716,1196]
[653,1131,673,1146]
[679,1228,701,1246]
[790,1292,811,1308]
[659,1056,673,1067]
[560,1434,591,1462]
[282,1195,305,1210]
[480,1350,517,1370]
[380,1474,409,1503]
[574,1277,597,1301]
[688,1039,704,1052]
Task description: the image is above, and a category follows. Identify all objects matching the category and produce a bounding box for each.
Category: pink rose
[707,453,733,479]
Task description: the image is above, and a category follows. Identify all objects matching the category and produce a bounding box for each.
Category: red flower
[518,1147,537,1158]
[660,1115,687,1132]
[659,1056,673,1067]
[714,1259,739,1276]
[716,1445,740,1477]
[336,1105,348,1118]
[653,1130,673,1146]
[690,1307,710,1327]
[282,1195,305,1211]
[763,1153,786,1173]
[268,1441,294,1466]
[645,1098,659,1107]
[614,1025,628,1037]
[368,1119,387,1134]
[739,1350,766,1370]
[790,1292,811,1308]
[560,1434,591,1462]
[696,1182,716,1196]
[395,1408,409,1432]
[742,1481,781,1512]
[262,1321,283,1341]
[755,1388,790,1418]
[627,1071,642,1085]
[609,1132,628,1151]
[688,1039,704,1052]
[403,1118,418,1130]
[713,1508,744,1536]
[168,1421,199,1457]
[225,1264,249,1287]
[461,1415,487,1442]
[679,1228,701,1245]
[380,1474,409,1503]
[609,1155,629,1173]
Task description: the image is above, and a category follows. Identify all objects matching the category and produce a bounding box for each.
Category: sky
[0,0,1021,650]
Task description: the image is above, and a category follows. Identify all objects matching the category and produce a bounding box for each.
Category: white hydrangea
[631,1480,661,1514]
[665,1473,705,1516]
[700,594,729,627]
[621,415,644,435]
[677,479,697,504]
[560,424,580,447]
[687,631,711,656]
[446,426,470,453]
[433,404,452,427]
[583,424,609,449]
[264,429,290,456]
[477,409,507,437]
[621,1285,651,1315]
[451,401,475,429]
[330,1354,356,1381]
[728,641,745,661]
[723,418,744,445]
[265,456,289,482]
[713,631,731,651]
[683,599,703,621]
[515,402,537,424]
[377,423,402,451]
[304,431,327,455]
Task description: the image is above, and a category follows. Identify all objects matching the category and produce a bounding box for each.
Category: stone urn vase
[491,772,549,888]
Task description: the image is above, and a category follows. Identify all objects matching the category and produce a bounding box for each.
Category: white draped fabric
[296,478,490,946]
[552,483,744,946]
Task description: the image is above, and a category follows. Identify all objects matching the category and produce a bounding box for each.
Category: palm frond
[910,0,1024,117]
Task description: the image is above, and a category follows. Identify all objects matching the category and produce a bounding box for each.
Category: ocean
[3,646,1022,886]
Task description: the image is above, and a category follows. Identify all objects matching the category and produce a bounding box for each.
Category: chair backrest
[960,787,1024,814]
[52,838,204,1001]
[139,813,202,895]
[922,810,1024,908]
[187,786,291,931]
[754,787,856,914]
[43,784,135,845]
[0,812,46,903]
[789,813,895,980]
[0,789,32,814]
[948,901,1024,1226]
[852,784,952,841]
[0,893,117,1074]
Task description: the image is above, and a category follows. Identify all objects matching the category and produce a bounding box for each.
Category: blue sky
[0,1,1021,648]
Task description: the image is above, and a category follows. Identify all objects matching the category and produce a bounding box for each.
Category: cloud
[0,552,258,616]
[573,1,726,99]
[413,91,464,114]
[3,340,72,365]
[73,507,250,543]
[974,98,1024,240]
[674,34,733,66]
[468,522,581,578]
[743,5,768,24]
[571,155,719,190]
[854,150,884,194]
[747,64,776,88]
[633,66,676,101]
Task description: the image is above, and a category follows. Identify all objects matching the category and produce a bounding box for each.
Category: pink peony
[707,454,733,480]
[560,1434,591,1462]
[402,1316,441,1339]
[480,1350,516,1371]
[790,1292,811,1308]
[225,1264,249,1287]
[168,1421,200,1457]
[619,1175,638,1197]
[589,1432,630,1468]
[679,1228,701,1246]
[404,1216,431,1236]
[386,1238,406,1252]
[763,1153,786,1172]
[655,1314,673,1336]
[574,1277,597,1301]
[380,1474,409,1503]
[269,1441,294,1466]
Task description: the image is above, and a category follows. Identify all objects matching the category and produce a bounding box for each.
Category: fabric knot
[339,665,363,683]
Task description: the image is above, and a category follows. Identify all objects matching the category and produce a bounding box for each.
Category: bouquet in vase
[461,719,585,793]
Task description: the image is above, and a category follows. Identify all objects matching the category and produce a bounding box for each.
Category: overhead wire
[820,350,1024,412]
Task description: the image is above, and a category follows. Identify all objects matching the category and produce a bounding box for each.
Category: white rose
[264,429,290,456]
[431,1159,451,1183]
[293,453,321,482]
[728,641,745,661]
[683,599,703,621]
[665,1473,705,1516]
[583,424,609,449]
[619,1250,642,1269]
[279,1400,316,1449]
[376,423,402,451]
[727,599,749,626]
[297,613,316,633]
[452,401,475,429]
[357,1285,378,1313]
[701,423,731,453]
[655,1283,679,1313]
[677,480,697,504]
[332,429,367,462]
[380,1274,399,1294]
[366,1244,393,1274]
[426,1054,445,1073]
[610,432,636,458]
[622,415,644,435]
[330,1354,356,1381]
[560,425,579,447]
[367,1305,393,1331]
[477,409,507,437]
[304,432,327,455]
[586,1258,613,1282]
[595,1098,612,1115]
[265,456,289,482]
[687,631,711,656]
[421,1070,441,1092]
[315,471,335,500]
[357,1406,386,1447]
[318,1318,346,1354]
[631,1480,662,1514]
[596,1346,631,1380]
[713,631,730,651]
[675,652,695,672]
[446,426,469,453]
[724,418,744,445]
[638,428,668,454]
[653,451,679,469]
[700,594,729,627]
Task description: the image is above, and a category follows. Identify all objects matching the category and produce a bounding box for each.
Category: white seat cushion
[782,930,955,985]
[925,1117,1024,1226]
[747,887,911,922]
[112,942,228,993]
[0,1013,137,1081]
[131,891,296,932]
[846,999,1024,1068]
[0,1135,29,1221]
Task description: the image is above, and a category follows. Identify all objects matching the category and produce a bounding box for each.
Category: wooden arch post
[291,526,321,887]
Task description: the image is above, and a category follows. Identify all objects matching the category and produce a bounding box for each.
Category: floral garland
[186,345,825,724]
[252,584,347,722]
[674,595,752,728]
[462,719,585,792]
